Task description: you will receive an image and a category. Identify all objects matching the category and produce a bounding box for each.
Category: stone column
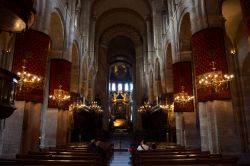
[192,27,241,154]
[42,108,58,148]
[56,110,69,147]
[176,112,184,146]
[0,101,25,158]
[199,102,209,151]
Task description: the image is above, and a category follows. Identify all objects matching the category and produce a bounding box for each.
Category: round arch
[178,12,192,61]
[49,11,64,58]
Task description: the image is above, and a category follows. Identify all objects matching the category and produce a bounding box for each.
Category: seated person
[95,140,107,158]
[137,139,149,151]
[87,139,98,153]
[151,143,157,150]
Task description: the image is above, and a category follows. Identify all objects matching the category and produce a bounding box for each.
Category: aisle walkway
[109,151,132,166]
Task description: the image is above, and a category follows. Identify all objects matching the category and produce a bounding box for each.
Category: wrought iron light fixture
[174,86,194,106]
[49,85,70,107]
[90,101,103,113]
[17,59,42,91]
[196,61,234,93]
[160,103,174,112]
[138,101,151,113]
[69,97,87,111]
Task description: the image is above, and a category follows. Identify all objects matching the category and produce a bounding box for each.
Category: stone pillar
[20,102,42,154]
[42,108,58,147]
[0,101,25,158]
[56,110,69,147]
[192,27,240,154]
[199,101,240,154]
[176,112,184,146]
[199,102,209,151]
[183,112,201,149]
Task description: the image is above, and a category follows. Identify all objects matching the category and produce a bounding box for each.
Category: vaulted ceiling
[91,0,151,65]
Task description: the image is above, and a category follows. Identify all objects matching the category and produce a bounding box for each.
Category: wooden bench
[132,149,238,166]
[17,153,102,160]
[0,158,98,166]
[135,157,238,166]
[29,151,96,156]
[17,151,103,165]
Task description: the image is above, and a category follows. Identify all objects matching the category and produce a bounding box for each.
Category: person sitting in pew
[137,140,149,151]
[150,143,157,150]
[87,139,98,153]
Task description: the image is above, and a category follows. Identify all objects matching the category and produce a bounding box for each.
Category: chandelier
[69,97,87,111]
[196,61,234,92]
[90,101,103,113]
[49,85,70,107]
[160,103,174,112]
[174,86,194,106]
[138,101,151,113]
[17,59,42,91]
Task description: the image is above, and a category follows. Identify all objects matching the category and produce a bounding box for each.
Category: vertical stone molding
[240,0,250,36]
[192,27,231,101]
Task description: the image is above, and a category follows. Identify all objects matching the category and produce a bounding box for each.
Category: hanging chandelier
[160,103,174,112]
[196,61,234,92]
[69,97,87,111]
[174,86,194,106]
[49,85,70,107]
[138,101,151,113]
[90,101,103,113]
[17,59,42,91]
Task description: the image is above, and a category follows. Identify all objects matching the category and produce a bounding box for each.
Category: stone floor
[109,151,132,166]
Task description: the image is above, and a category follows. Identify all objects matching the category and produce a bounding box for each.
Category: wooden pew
[29,151,94,155]
[0,158,98,166]
[17,151,103,165]
[17,153,102,161]
[136,157,238,166]
[132,149,238,166]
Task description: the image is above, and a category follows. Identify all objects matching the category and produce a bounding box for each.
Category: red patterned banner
[48,59,71,109]
[192,27,231,101]
[173,61,194,112]
[12,30,50,102]
[241,0,250,36]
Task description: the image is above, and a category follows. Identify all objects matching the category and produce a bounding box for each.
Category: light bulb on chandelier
[69,97,87,111]
[197,61,234,93]
[174,86,194,106]
[137,101,151,113]
[160,103,174,112]
[49,85,70,107]
[17,59,42,91]
[89,101,103,113]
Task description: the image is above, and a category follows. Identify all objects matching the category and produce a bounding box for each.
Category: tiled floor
[109,151,132,166]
